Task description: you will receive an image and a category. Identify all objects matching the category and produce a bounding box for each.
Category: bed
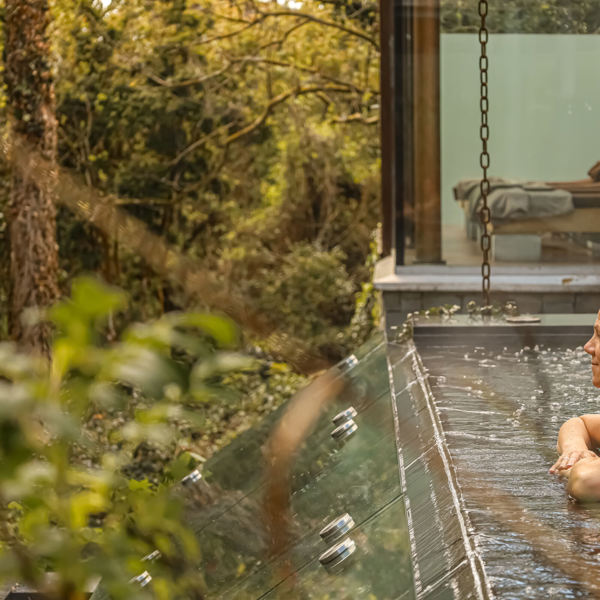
[454,164,600,259]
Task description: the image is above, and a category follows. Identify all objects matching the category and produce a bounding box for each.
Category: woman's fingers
[551,453,570,473]
[550,455,567,473]
[550,450,594,474]
[560,453,573,469]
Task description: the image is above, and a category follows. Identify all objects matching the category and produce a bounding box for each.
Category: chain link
[478,0,491,306]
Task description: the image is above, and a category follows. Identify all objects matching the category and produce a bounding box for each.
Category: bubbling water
[421,340,599,599]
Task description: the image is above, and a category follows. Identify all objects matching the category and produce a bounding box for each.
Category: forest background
[0,0,383,459]
[1,0,597,458]
[0,0,597,597]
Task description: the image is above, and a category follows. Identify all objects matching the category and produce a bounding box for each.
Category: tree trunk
[4,0,60,356]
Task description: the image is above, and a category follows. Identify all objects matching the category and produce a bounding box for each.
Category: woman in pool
[550,312,600,501]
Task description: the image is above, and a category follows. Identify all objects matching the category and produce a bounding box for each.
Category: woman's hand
[549,449,598,474]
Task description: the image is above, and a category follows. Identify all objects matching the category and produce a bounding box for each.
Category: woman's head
[583,310,600,388]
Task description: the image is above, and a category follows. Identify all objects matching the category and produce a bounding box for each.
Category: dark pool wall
[389,341,492,600]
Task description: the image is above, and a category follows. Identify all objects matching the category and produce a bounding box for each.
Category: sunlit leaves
[0,277,247,597]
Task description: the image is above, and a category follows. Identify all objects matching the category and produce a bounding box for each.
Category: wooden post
[379,0,395,258]
[413,0,442,263]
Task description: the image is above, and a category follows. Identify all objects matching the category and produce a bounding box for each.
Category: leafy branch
[147,55,376,96]
[171,83,356,165]
[200,8,379,50]
[257,10,379,50]
[331,112,379,125]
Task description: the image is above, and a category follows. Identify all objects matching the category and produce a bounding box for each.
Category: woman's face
[584,311,600,388]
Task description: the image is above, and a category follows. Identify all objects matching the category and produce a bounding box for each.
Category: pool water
[420,339,600,599]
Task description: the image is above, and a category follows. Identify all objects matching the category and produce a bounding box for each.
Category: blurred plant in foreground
[0,276,253,599]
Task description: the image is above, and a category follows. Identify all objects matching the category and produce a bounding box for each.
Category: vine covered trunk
[4,0,59,355]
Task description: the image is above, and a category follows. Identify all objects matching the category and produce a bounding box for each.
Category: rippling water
[421,340,600,599]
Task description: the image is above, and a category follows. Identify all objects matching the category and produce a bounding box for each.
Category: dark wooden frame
[380,0,441,266]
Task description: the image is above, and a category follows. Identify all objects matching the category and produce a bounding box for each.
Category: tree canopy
[2,0,599,595]
[0,0,381,595]
[441,0,600,33]
[48,0,380,360]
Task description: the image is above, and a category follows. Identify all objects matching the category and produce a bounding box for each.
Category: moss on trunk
[4,0,59,356]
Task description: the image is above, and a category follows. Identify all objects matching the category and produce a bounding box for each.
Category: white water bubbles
[478,358,497,368]
[421,337,600,596]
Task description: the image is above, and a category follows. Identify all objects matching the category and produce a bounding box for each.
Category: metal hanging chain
[479,0,491,306]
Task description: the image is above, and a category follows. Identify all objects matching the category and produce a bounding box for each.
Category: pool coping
[387,338,494,600]
[374,256,600,293]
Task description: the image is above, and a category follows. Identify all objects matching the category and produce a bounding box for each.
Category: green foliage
[344,237,381,348]
[48,0,380,358]
[218,120,380,358]
[0,2,383,589]
[441,0,600,33]
[0,0,381,495]
[259,243,355,356]
[0,277,255,598]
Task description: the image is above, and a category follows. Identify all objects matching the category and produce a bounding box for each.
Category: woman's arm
[549,415,599,474]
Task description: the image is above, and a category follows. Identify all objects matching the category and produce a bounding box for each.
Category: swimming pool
[397,314,600,599]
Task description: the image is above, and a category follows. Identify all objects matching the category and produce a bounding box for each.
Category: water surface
[421,339,600,598]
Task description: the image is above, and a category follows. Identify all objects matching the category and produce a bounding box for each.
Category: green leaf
[128,479,152,492]
[69,490,108,529]
[174,313,239,348]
